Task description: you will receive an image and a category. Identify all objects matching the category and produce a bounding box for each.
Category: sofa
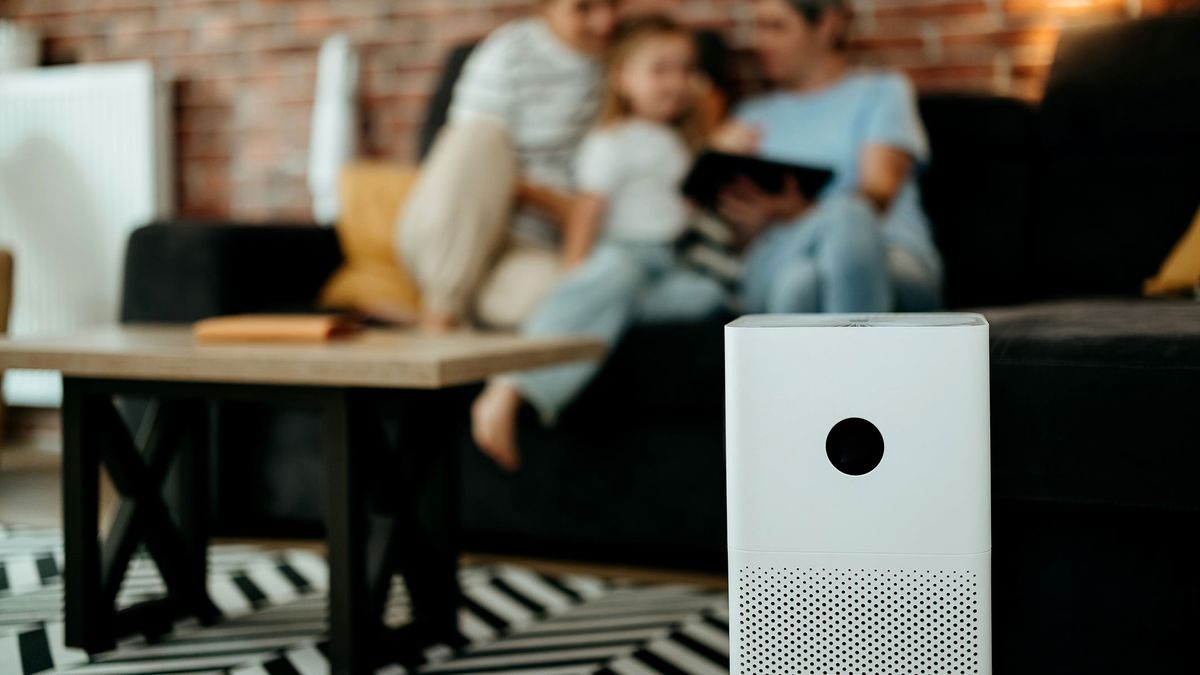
[120,13,1200,673]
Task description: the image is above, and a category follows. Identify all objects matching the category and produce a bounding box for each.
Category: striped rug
[0,524,730,674]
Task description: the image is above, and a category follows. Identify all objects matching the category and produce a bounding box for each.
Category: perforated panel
[736,566,981,674]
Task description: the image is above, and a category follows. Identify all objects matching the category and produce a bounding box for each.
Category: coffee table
[0,325,603,674]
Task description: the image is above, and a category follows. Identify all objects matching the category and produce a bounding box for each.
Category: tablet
[681,150,834,211]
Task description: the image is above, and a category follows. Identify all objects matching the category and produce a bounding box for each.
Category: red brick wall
[1,0,1193,220]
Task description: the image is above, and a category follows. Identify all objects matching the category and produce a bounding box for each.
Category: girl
[471,15,728,471]
[713,0,943,315]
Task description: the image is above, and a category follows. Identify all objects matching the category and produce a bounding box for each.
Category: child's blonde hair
[597,15,705,150]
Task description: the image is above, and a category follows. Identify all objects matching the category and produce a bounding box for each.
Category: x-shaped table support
[63,381,219,651]
[62,378,467,674]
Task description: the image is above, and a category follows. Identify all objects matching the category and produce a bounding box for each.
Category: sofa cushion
[1029,14,1200,298]
[984,299,1200,511]
[121,222,342,323]
[918,94,1036,308]
[461,411,728,567]
[558,319,727,425]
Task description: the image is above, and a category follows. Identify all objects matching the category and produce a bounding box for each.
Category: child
[471,15,728,472]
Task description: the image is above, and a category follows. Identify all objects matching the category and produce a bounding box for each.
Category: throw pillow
[1144,206,1200,297]
[318,162,422,317]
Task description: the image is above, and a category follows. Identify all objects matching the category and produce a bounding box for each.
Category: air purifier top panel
[725,313,990,555]
[728,313,987,328]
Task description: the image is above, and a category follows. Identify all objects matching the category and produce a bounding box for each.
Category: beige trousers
[396,118,562,328]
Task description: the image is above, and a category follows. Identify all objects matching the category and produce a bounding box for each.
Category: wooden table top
[0,324,605,389]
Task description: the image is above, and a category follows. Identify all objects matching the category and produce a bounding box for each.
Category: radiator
[0,61,172,407]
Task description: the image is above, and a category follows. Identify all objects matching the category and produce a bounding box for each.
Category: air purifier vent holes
[737,566,980,674]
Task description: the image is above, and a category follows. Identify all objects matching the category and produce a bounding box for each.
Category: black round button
[825,418,884,476]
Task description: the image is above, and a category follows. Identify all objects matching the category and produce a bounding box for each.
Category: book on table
[193,314,363,342]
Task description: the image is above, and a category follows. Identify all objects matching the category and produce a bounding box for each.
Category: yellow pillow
[319,162,422,316]
[1144,206,1200,297]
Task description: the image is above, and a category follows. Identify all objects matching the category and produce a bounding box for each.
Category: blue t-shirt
[736,70,940,272]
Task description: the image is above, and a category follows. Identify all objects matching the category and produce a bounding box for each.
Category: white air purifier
[726,314,991,675]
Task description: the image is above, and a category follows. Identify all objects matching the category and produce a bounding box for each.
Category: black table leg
[170,399,215,625]
[329,387,468,673]
[357,388,467,669]
[324,389,372,675]
[62,379,109,652]
[395,388,464,640]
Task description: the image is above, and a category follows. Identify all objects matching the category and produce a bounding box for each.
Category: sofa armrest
[120,221,343,323]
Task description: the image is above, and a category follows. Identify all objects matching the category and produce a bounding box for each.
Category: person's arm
[561,193,605,269]
[857,73,928,213]
[517,182,574,226]
[711,104,789,246]
[566,130,621,260]
[718,175,807,249]
[858,144,913,213]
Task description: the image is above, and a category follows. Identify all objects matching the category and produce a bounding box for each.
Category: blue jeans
[511,241,727,423]
[742,194,942,313]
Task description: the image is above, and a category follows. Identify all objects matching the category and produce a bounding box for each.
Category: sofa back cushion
[918,94,1037,308]
[1028,13,1200,298]
[418,44,476,160]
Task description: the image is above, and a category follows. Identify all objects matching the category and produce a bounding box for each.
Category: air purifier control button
[826,417,885,475]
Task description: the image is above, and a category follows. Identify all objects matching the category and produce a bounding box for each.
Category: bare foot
[471,380,523,472]
[419,311,459,333]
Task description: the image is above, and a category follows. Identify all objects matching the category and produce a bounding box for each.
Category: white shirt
[575,120,692,243]
[449,17,602,245]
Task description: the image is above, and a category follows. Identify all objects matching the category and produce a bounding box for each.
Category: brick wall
[1,0,1194,220]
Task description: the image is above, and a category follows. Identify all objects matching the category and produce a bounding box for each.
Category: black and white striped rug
[0,524,730,674]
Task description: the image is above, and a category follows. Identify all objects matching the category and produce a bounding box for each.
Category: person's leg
[635,249,729,322]
[740,227,791,314]
[888,247,943,312]
[810,194,891,313]
[472,243,649,471]
[765,258,821,313]
[515,244,648,418]
[396,118,517,329]
[473,238,563,329]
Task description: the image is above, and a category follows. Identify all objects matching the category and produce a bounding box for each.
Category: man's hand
[718,175,808,244]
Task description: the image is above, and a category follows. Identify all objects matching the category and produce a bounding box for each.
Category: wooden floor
[0,440,726,589]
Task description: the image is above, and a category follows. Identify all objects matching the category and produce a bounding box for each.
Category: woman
[397,0,619,332]
[713,0,942,313]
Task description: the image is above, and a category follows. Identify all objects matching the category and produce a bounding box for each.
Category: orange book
[193,314,362,343]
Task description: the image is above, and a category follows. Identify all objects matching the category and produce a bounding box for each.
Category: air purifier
[726,314,991,675]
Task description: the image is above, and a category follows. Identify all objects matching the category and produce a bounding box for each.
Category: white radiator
[0,61,172,406]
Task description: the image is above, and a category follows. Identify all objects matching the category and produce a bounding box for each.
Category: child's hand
[710,121,761,155]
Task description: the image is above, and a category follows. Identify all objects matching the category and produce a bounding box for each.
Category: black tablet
[681,150,834,211]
